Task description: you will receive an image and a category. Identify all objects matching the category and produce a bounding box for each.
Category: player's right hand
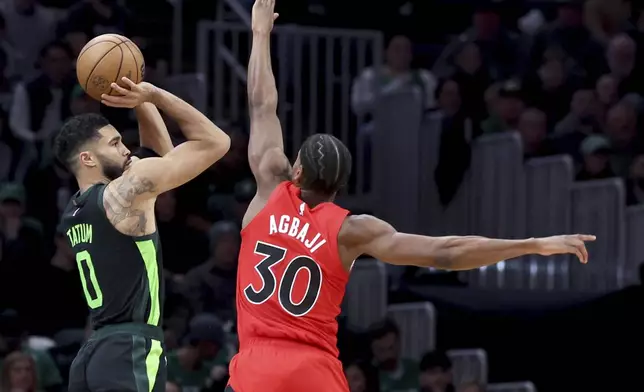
[534,234,596,264]
[101,77,157,109]
[252,0,279,34]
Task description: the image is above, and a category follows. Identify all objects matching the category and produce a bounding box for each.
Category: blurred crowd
[1,0,644,392]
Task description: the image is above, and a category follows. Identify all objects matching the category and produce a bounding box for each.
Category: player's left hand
[252,0,279,34]
[534,234,596,264]
[101,77,157,109]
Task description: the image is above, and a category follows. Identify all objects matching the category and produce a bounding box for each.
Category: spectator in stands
[344,360,380,392]
[584,0,633,45]
[434,79,476,206]
[418,351,455,392]
[0,311,62,392]
[604,101,641,176]
[523,57,572,125]
[61,0,130,37]
[0,12,20,88]
[60,28,88,59]
[182,221,240,323]
[596,74,619,119]
[554,87,601,136]
[369,320,419,392]
[69,84,100,116]
[457,382,483,392]
[9,41,75,180]
[351,34,436,119]
[449,42,491,124]
[0,0,56,81]
[155,190,209,277]
[481,80,524,134]
[37,226,86,334]
[166,314,229,392]
[576,135,615,181]
[517,108,554,159]
[434,3,520,81]
[526,0,603,79]
[603,34,643,96]
[0,183,46,317]
[0,351,37,392]
[625,154,644,205]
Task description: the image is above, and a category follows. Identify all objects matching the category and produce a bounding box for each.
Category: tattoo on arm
[103,174,156,236]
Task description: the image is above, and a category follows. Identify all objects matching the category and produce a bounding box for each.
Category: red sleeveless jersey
[235,181,350,357]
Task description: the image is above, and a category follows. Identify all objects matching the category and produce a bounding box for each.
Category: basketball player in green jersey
[55,77,231,392]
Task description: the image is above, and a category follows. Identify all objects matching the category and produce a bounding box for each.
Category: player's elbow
[249,95,278,116]
[209,131,231,159]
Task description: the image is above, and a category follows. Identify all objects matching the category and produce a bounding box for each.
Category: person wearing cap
[418,351,455,392]
[481,80,525,134]
[576,134,615,181]
[166,314,229,392]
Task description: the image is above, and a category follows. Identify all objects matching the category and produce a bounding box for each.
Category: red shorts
[228,339,349,392]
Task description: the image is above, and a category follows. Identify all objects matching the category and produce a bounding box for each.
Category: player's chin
[124,157,137,170]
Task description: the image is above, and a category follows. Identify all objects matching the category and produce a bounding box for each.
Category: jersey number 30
[244,241,322,317]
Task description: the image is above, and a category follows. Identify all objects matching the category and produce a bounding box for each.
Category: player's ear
[79,151,97,168]
[292,165,303,186]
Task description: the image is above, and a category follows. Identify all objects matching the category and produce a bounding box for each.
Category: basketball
[76,34,145,101]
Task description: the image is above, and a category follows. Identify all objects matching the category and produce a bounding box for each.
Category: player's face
[91,125,131,181]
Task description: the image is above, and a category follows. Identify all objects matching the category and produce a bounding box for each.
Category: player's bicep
[342,215,449,267]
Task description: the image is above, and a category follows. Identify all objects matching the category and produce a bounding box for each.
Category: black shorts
[68,323,166,392]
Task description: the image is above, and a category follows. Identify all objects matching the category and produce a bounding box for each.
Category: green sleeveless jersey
[59,184,164,329]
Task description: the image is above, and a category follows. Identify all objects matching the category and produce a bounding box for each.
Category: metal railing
[197,20,383,207]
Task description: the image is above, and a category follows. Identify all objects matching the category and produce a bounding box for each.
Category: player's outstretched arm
[339,215,596,269]
[136,102,173,157]
[247,0,290,198]
[102,78,231,201]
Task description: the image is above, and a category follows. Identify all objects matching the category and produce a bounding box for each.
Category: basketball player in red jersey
[226,1,596,391]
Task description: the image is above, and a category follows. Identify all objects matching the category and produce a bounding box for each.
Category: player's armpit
[340,215,595,269]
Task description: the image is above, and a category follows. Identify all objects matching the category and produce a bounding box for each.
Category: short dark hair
[53,113,110,171]
[298,134,352,196]
[370,319,400,341]
[420,350,452,372]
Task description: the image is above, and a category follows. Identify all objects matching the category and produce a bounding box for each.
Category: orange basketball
[76,34,145,101]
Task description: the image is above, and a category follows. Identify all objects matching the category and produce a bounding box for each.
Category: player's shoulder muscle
[338,214,395,259]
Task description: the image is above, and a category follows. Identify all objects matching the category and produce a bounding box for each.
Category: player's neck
[77,173,110,193]
[300,189,333,208]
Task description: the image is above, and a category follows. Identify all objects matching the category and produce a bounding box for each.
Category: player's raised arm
[339,215,596,269]
[135,102,174,157]
[101,78,231,200]
[247,0,290,197]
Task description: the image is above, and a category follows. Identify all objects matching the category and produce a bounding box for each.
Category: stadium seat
[447,348,488,386]
[387,302,436,361]
[344,259,387,331]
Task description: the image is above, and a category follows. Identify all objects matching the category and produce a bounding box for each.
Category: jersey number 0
[244,241,322,317]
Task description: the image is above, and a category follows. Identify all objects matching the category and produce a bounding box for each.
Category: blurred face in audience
[438,80,461,116]
[344,365,366,392]
[498,95,524,125]
[583,151,610,175]
[607,35,636,79]
[71,94,101,116]
[213,232,240,270]
[596,75,618,106]
[0,199,23,220]
[419,365,452,392]
[42,45,72,85]
[66,31,89,58]
[455,43,482,75]
[538,59,565,90]
[386,35,412,73]
[4,354,36,392]
[371,331,400,371]
[606,103,636,145]
[518,108,547,146]
[570,89,597,121]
